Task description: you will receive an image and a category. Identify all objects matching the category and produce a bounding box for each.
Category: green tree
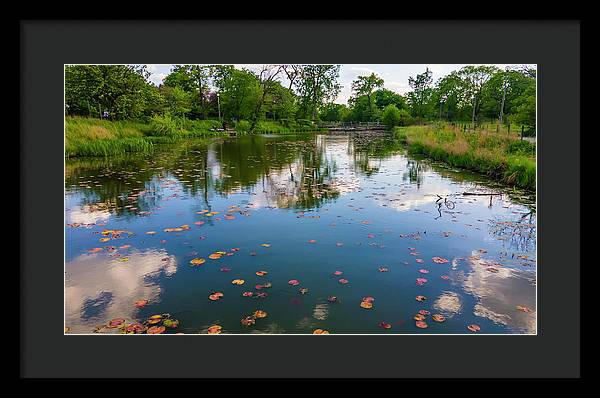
[381,104,401,127]
[407,68,434,121]
[249,65,285,132]
[161,86,193,117]
[457,65,498,127]
[163,65,213,119]
[296,65,341,121]
[65,65,153,119]
[434,72,469,121]
[319,103,349,122]
[350,73,384,121]
[374,88,407,111]
[212,66,262,122]
[513,84,536,130]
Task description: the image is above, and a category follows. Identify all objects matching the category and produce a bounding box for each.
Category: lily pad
[207,325,222,334]
[432,314,445,322]
[147,325,166,334]
[134,299,148,308]
[360,301,373,309]
[379,322,392,329]
[190,258,206,266]
[107,318,125,328]
[415,321,428,329]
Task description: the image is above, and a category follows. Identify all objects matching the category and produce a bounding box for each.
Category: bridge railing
[319,121,382,129]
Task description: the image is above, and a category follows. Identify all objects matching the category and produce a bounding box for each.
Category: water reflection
[461,250,536,334]
[65,249,178,333]
[65,133,536,334]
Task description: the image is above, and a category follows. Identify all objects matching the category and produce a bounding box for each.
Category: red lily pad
[107,318,125,328]
[147,325,166,334]
[362,296,375,303]
[134,299,148,308]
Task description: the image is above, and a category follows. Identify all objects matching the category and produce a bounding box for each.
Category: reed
[396,125,536,190]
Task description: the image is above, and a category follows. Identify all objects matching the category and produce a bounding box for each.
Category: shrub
[235,120,251,133]
[149,114,183,136]
[381,105,401,128]
[506,140,536,156]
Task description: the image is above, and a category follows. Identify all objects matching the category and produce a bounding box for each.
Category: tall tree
[350,73,384,122]
[163,65,213,119]
[249,65,285,132]
[458,65,498,127]
[407,68,434,120]
[373,88,407,111]
[296,65,341,121]
[212,65,261,121]
[434,72,468,121]
[282,65,302,91]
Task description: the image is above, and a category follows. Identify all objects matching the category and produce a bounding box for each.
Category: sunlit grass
[395,125,536,190]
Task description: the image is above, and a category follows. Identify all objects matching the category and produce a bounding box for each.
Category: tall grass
[65,137,154,157]
[396,125,536,190]
[65,116,324,158]
[66,117,155,157]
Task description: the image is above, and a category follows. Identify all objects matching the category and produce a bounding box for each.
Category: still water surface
[65,133,536,334]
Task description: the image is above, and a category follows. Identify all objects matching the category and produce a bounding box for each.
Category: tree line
[65,64,535,131]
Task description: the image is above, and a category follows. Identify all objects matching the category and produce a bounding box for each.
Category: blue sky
[146,64,535,105]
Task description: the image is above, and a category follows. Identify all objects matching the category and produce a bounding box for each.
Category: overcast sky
[146,64,535,105]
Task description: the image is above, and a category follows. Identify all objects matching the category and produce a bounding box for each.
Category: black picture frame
[20,20,580,378]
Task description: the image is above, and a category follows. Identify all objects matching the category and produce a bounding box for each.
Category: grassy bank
[65,117,323,157]
[394,124,536,190]
[65,117,156,157]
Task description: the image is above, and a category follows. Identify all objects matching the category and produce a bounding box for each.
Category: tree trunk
[471,96,477,130]
[499,79,507,126]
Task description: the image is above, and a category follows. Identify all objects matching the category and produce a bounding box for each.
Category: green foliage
[161,86,193,117]
[513,84,536,128]
[319,103,349,122]
[65,138,154,158]
[149,114,185,135]
[374,89,407,111]
[65,65,156,120]
[506,139,536,156]
[295,65,341,121]
[350,73,384,122]
[235,120,251,133]
[407,68,434,119]
[382,104,401,127]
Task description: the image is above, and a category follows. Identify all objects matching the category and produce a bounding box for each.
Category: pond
[65,132,536,334]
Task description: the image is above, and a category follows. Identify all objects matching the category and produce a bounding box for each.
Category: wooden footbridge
[319,122,386,132]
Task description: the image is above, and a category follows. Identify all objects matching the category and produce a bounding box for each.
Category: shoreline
[394,125,536,191]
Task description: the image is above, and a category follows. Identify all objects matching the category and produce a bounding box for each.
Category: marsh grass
[396,125,536,190]
[66,116,326,157]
